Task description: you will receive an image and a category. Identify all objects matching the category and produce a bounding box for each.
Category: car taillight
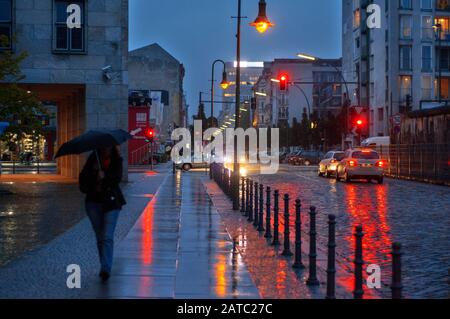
[377,160,384,167]
[349,160,357,167]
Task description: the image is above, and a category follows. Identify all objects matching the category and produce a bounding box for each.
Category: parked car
[293,150,325,166]
[318,151,345,177]
[287,150,302,165]
[336,149,385,184]
[361,136,390,147]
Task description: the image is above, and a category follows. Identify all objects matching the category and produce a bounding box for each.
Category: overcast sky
[129,0,342,118]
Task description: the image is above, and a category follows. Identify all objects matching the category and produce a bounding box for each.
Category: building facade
[1,0,129,178]
[128,43,186,143]
[343,0,450,139]
[253,59,343,128]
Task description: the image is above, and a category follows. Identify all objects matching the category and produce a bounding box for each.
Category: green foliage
[0,35,47,148]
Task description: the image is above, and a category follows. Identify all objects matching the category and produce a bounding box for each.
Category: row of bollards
[211,164,404,299]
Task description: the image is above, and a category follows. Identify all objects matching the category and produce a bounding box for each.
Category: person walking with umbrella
[56,129,131,282]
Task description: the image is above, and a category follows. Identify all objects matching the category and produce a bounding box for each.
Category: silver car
[318,151,345,178]
[336,149,385,184]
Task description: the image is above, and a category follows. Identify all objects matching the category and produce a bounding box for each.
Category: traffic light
[145,127,155,143]
[279,74,288,91]
[355,117,365,135]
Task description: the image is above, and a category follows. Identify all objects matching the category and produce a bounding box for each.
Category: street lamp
[249,0,275,34]
[210,59,229,128]
[231,0,274,210]
[296,53,350,102]
[433,23,442,103]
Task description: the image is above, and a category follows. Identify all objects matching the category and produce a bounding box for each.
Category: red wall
[128,106,150,164]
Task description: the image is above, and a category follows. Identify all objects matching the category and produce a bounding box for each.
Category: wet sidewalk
[84,171,259,299]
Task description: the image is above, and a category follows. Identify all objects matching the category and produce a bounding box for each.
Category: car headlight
[240,167,247,176]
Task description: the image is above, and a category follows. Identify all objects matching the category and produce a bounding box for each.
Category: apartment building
[343,0,450,138]
[253,59,343,128]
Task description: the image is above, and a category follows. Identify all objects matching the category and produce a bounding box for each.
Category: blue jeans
[86,202,120,274]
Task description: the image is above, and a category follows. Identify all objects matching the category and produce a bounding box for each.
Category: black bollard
[391,243,403,299]
[306,206,319,286]
[258,184,265,232]
[353,225,364,299]
[293,199,304,269]
[253,182,259,227]
[264,187,272,238]
[245,178,250,217]
[282,194,293,256]
[272,190,280,246]
[240,177,245,213]
[326,214,337,299]
[248,180,254,222]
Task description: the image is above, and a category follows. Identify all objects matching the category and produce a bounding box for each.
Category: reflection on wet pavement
[253,168,450,299]
[84,172,259,299]
[0,180,85,266]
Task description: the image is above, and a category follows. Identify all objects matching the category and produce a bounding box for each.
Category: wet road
[0,180,85,266]
[250,165,450,299]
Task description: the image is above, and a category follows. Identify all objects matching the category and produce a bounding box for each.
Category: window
[378,108,384,122]
[400,15,412,39]
[353,8,361,29]
[421,16,433,40]
[400,75,412,101]
[421,0,432,10]
[400,46,412,70]
[0,0,12,49]
[422,45,432,71]
[399,0,412,9]
[53,0,86,53]
[422,75,433,99]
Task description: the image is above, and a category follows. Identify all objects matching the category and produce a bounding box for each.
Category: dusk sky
[129,0,342,118]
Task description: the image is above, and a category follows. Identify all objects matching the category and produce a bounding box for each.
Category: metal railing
[130,143,151,166]
[0,161,57,175]
[373,144,450,185]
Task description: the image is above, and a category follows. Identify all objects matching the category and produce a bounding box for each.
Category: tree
[0,36,47,155]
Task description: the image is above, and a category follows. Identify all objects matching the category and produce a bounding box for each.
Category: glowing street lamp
[250,0,274,34]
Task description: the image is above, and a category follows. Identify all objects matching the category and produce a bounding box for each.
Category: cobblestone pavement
[246,164,450,299]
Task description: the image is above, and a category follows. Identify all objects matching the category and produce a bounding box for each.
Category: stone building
[128,43,186,143]
[1,0,129,178]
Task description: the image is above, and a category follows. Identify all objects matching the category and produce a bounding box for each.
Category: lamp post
[231,0,274,210]
[433,23,442,103]
[210,60,229,128]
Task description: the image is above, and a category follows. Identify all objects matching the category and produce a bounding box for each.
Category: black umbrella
[55,129,132,159]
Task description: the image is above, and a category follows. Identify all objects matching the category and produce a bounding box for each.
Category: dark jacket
[79,152,126,212]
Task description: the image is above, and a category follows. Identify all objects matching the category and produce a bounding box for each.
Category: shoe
[99,271,110,282]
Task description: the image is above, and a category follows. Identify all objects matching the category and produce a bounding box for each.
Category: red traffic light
[279,74,288,91]
[356,118,364,126]
[145,128,155,141]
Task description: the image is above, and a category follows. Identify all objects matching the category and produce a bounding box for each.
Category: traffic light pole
[232,0,242,211]
[150,141,154,171]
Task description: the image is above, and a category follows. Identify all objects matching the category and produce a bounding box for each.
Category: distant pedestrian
[79,146,126,282]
